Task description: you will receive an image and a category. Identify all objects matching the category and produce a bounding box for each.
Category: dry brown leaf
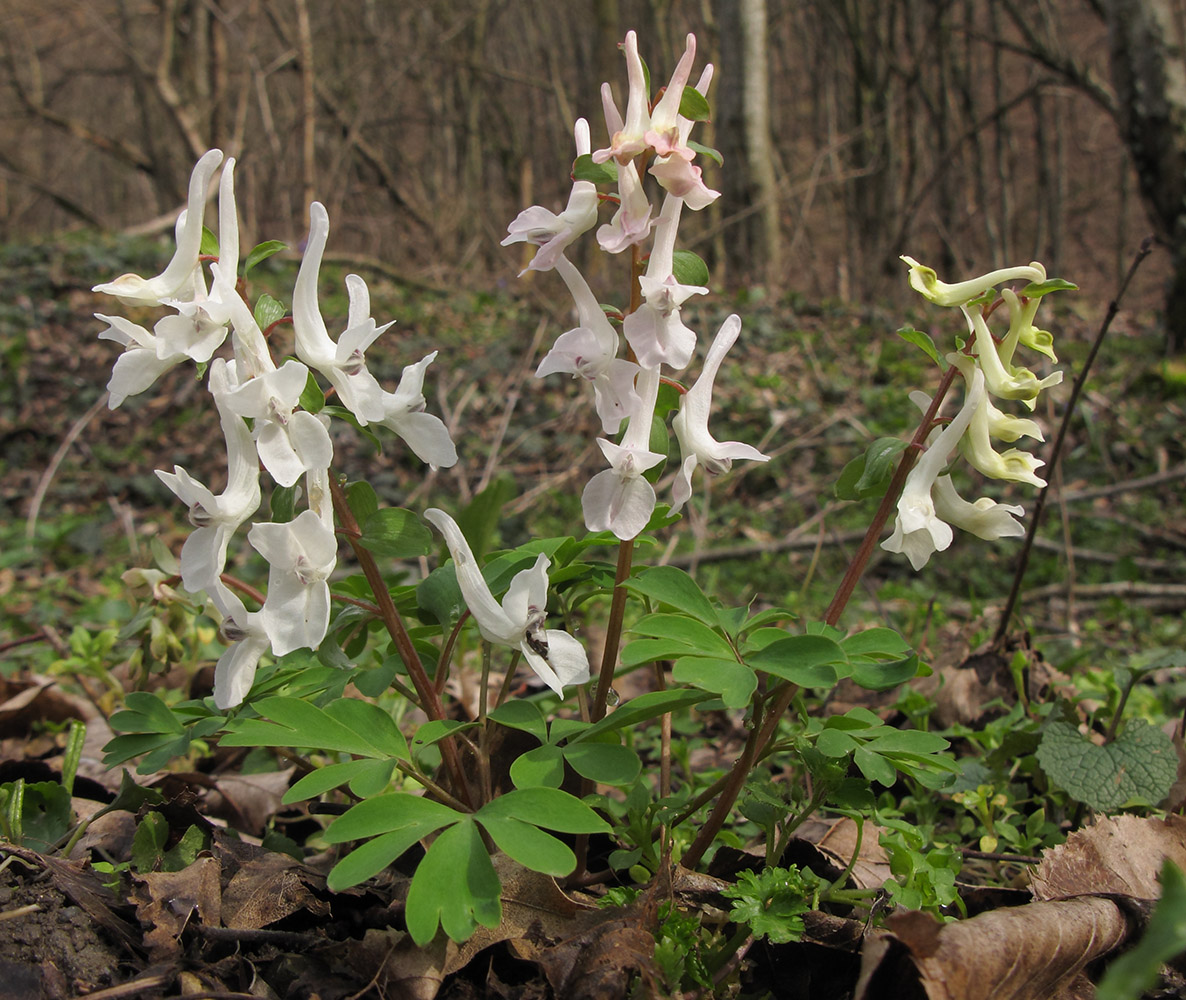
[346,930,448,1000]
[1032,813,1186,900]
[854,896,1128,1000]
[205,768,295,836]
[131,855,221,959]
[815,818,892,890]
[221,853,328,929]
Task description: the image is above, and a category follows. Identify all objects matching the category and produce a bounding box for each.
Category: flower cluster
[883,258,1068,569]
[94,151,457,708]
[505,31,770,540]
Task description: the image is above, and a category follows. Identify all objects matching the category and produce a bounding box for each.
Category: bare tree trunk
[1106,0,1186,350]
[740,0,780,287]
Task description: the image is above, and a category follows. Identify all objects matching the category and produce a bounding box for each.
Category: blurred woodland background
[1,0,1184,343]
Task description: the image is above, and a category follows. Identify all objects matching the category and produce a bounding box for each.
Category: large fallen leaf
[131,855,221,959]
[222,853,328,929]
[1032,814,1186,900]
[854,897,1129,1000]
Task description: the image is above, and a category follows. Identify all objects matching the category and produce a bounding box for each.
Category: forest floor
[2,236,1186,998]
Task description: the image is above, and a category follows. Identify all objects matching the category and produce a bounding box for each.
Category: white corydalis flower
[93,149,224,307]
[592,30,651,165]
[882,367,987,570]
[292,202,390,424]
[424,509,590,696]
[648,57,720,210]
[96,314,188,408]
[537,254,640,434]
[376,352,459,470]
[670,315,770,515]
[156,358,261,594]
[502,119,600,274]
[583,367,664,540]
[206,581,270,710]
[156,157,241,364]
[961,306,1063,410]
[931,476,1026,543]
[623,193,708,370]
[249,509,338,657]
[221,359,333,488]
[900,256,1047,309]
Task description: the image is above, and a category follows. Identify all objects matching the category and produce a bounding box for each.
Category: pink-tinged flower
[156,359,261,594]
[424,509,590,696]
[592,31,651,165]
[502,119,600,274]
[623,194,707,370]
[670,315,769,513]
[644,34,698,156]
[596,158,654,253]
[583,367,663,540]
[249,509,338,657]
[648,63,720,210]
[882,368,986,570]
[292,202,389,424]
[93,149,223,306]
[537,255,640,434]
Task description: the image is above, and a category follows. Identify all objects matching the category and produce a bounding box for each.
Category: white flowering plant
[94,30,1073,948]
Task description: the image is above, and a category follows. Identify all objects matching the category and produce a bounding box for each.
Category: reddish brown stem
[823,362,961,627]
[591,539,635,722]
[329,476,473,808]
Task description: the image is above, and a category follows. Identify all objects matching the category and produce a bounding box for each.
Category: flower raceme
[424,509,591,696]
[94,147,461,707]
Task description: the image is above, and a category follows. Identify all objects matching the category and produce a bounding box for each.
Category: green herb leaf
[405,818,501,944]
[199,225,219,257]
[476,787,611,834]
[561,741,641,786]
[687,139,723,166]
[357,507,434,560]
[623,566,719,626]
[1037,719,1177,811]
[253,293,286,331]
[671,249,710,287]
[1019,278,1078,297]
[897,326,946,368]
[573,153,617,184]
[678,85,710,121]
[244,240,287,275]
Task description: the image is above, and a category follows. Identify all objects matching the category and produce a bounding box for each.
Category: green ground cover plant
[3,26,1186,1000]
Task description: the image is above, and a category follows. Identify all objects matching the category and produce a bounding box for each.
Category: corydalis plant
[93,154,458,708]
[882,258,1072,570]
[513,30,769,542]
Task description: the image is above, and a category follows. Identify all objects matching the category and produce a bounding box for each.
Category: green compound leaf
[746,634,846,688]
[672,656,757,709]
[299,368,325,414]
[1036,719,1177,811]
[488,700,549,744]
[405,818,501,944]
[897,326,946,368]
[476,787,611,834]
[573,153,617,184]
[244,239,287,275]
[357,507,433,560]
[678,85,711,121]
[629,614,735,659]
[283,758,396,804]
[478,815,576,876]
[1020,277,1078,297]
[623,566,719,626]
[672,249,710,287]
[687,139,723,167]
[220,696,408,759]
[509,744,566,789]
[721,866,822,944]
[835,438,909,501]
[578,688,710,742]
[324,792,461,846]
[1096,860,1186,1000]
[199,225,219,257]
[253,293,286,331]
[561,741,641,786]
